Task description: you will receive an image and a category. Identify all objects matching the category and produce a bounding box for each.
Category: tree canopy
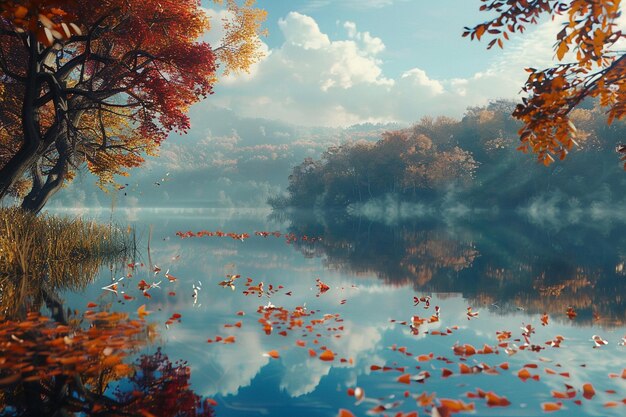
[465,0,626,168]
[272,101,626,210]
[0,0,266,212]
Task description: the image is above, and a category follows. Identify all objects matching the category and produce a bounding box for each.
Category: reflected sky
[55,209,626,416]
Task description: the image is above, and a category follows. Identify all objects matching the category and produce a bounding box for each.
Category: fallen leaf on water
[566,307,577,320]
[397,373,411,384]
[466,306,479,320]
[415,391,436,407]
[541,402,563,412]
[517,368,539,382]
[551,389,576,399]
[591,335,608,348]
[137,304,150,319]
[582,383,595,400]
[485,392,511,407]
[316,278,330,295]
[439,398,475,412]
[319,349,335,361]
[265,350,280,359]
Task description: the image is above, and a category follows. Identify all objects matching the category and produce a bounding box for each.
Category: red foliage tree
[0,0,265,211]
[115,348,215,417]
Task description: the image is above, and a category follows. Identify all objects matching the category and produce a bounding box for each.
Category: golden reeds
[0,208,131,315]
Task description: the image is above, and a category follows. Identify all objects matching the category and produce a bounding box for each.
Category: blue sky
[200,1,563,127]
[258,0,495,79]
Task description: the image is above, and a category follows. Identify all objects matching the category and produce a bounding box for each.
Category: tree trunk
[21,139,69,213]
[21,176,65,213]
[0,142,45,200]
[0,35,43,201]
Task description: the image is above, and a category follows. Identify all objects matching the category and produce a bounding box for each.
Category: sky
[199,0,564,127]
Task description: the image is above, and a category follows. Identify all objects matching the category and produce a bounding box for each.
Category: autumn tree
[277,123,478,209]
[0,0,266,212]
[465,0,626,168]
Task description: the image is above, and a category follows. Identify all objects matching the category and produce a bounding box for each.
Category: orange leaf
[459,363,472,374]
[542,402,563,412]
[319,350,334,361]
[582,383,595,400]
[266,350,280,359]
[137,304,149,319]
[397,373,411,384]
[518,368,532,381]
[439,398,475,412]
[485,392,511,407]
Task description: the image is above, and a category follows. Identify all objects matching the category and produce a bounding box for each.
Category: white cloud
[344,21,385,55]
[279,13,330,50]
[206,12,569,127]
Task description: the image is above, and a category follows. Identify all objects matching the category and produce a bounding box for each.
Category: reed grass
[0,207,131,283]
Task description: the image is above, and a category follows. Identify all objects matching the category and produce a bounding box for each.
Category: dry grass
[0,208,131,314]
[0,208,129,286]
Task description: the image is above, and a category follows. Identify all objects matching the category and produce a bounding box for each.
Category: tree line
[273,100,626,210]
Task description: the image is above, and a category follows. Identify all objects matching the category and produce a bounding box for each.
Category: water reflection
[0,253,117,320]
[0,244,215,416]
[9,208,626,416]
[286,212,626,325]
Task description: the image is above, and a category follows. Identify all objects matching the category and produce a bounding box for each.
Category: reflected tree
[285,212,626,325]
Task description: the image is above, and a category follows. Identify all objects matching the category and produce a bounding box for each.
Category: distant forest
[271,100,626,211]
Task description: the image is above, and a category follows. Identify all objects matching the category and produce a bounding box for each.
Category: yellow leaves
[211,0,267,76]
[79,107,158,190]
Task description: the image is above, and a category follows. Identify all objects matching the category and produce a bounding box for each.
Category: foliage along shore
[271,101,626,213]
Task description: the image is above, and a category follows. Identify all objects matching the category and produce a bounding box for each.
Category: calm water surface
[54,208,626,416]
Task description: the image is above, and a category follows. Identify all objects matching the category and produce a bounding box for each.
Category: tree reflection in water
[0,252,214,417]
[284,211,626,326]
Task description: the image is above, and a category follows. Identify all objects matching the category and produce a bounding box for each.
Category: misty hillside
[49,105,402,209]
[273,100,626,222]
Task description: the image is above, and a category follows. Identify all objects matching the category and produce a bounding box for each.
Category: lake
[41,208,626,416]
